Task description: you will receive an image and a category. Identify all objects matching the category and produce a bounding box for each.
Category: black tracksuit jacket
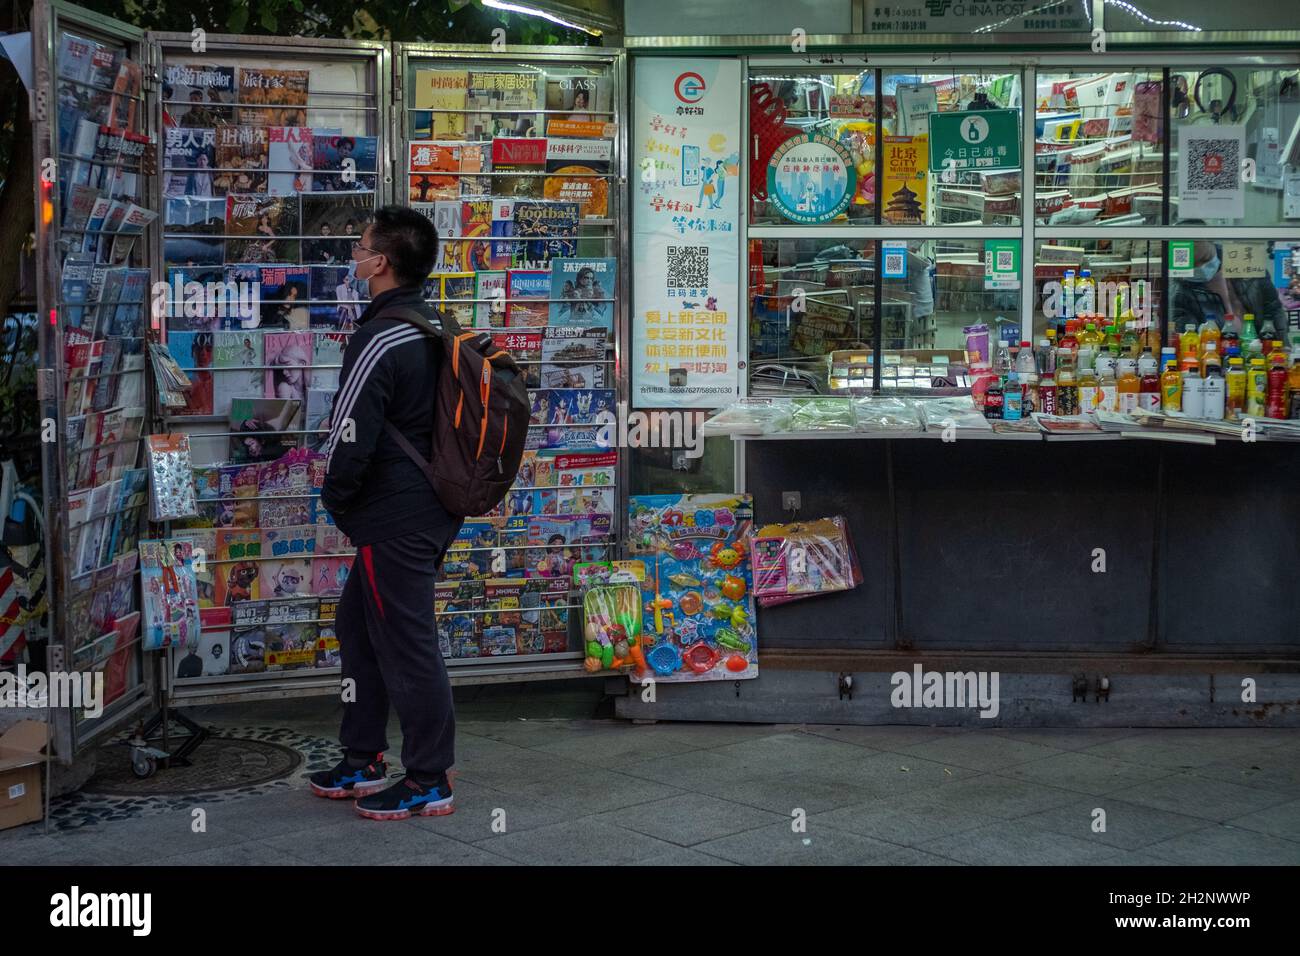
[320,284,460,547]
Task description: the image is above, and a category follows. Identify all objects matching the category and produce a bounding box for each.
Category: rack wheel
[131,752,157,779]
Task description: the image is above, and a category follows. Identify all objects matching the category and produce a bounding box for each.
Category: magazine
[236,67,309,126]
[228,397,301,462]
[505,269,550,328]
[412,69,467,140]
[309,265,364,330]
[408,142,461,202]
[312,135,378,192]
[226,193,300,264]
[257,265,312,330]
[467,72,541,139]
[263,598,319,670]
[311,332,347,391]
[164,63,237,127]
[266,125,319,195]
[513,200,578,265]
[165,331,214,416]
[263,330,312,407]
[474,270,507,329]
[213,125,270,194]
[212,328,264,418]
[163,127,218,198]
[301,192,373,263]
[548,257,614,330]
[490,136,547,199]
[261,525,316,600]
[543,137,611,218]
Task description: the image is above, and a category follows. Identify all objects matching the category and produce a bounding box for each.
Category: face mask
[1190,254,1220,283]
[347,253,381,284]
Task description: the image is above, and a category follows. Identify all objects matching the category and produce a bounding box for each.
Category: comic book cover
[167,527,217,617]
[213,125,269,194]
[261,525,315,600]
[315,597,341,667]
[408,142,461,202]
[229,396,302,462]
[163,127,218,198]
[226,193,300,264]
[139,539,202,651]
[513,200,578,266]
[312,135,378,192]
[301,192,373,261]
[236,67,309,126]
[164,63,237,127]
[263,598,318,670]
[166,330,214,416]
[315,518,352,556]
[467,72,541,139]
[481,579,524,656]
[412,69,467,140]
[257,266,312,331]
[506,269,550,328]
[437,579,483,658]
[544,137,611,219]
[548,257,615,330]
[529,388,614,425]
[215,527,262,605]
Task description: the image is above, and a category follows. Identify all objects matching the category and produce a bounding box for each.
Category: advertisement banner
[632,59,741,409]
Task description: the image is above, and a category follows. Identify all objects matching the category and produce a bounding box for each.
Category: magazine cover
[412,69,467,140]
[548,257,615,330]
[490,198,516,270]
[263,598,318,670]
[163,127,218,198]
[474,270,507,328]
[165,330,214,416]
[467,72,541,139]
[312,135,378,192]
[311,331,346,390]
[264,330,312,406]
[506,269,550,327]
[437,579,483,658]
[315,597,341,667]
[301,192,373,251]
[267,125,319,195]
[544,137,611,218]
[261,525,316,600]
[481,579,524,656]
[164,63,237,126]
[311,554,353,598]
[213,125,269,194]
[513,200,579,265]
[529,388,614,425]
[226,193,300,263]
[229,396,301,462]
[459,198,495,273]
[439,273,475,326]
[236,67,309,126]
[173,626,230,678]
[408,142,461,202]
[544,74,609,121]
[542,326,606,387]
[490,136,546,198]
[309,265,365,330]
[212,329,264,418]
[304,388,334,450]
[258,265,312,330]
[498,330,542,387]
[215,527,262,605]
[139,539,202,651]
[625,494,757,683]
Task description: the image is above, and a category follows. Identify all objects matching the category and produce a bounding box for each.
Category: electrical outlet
[782,491,801,511]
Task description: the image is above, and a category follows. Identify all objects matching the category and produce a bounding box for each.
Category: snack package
[581,583,643,674]
[750,516,862,607]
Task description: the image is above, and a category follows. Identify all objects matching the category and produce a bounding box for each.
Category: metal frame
[32,0,159,762]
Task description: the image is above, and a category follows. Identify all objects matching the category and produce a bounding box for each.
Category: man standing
[309,205,462,819]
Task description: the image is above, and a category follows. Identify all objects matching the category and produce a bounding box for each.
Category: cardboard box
[0,720,47,831]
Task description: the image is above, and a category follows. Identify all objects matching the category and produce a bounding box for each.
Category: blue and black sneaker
[355,774,454,820]
[309,753,389,800]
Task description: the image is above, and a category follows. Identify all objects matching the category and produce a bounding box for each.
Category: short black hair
[368,205,439,286]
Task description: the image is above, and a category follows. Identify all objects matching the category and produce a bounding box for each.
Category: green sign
[1168,241,1195,277]
[766,132,857,224]
[984,239,1020,290]
[929,109,1021,173]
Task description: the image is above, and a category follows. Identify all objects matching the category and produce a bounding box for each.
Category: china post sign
[928,108,1020,173]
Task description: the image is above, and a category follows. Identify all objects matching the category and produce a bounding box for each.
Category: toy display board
[750,516,863,608]
[626,494,758,683]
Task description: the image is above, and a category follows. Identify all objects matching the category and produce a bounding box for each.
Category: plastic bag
[581,584,644,674]
[851,396,923,432]
[750,516,862,607]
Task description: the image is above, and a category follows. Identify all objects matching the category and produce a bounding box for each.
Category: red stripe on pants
[360,544,386,619]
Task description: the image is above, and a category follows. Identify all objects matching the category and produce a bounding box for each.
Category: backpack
[376,305,530,517]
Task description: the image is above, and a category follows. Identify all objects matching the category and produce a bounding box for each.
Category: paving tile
[870,846,969,865]
[147,840,308,866]
[693,821,905,866]
[706,732,879,774]
[798,725,955,750]
[622,847,739,865]
[196,789,355,840]
[981,728,1148,751]
[261,818,474,865]
[809,800,1002,846]
[451,749,590,790]
[616,749,757,792]
[804,751,979,799]
[1077,732,1287,770]
[1018,797,1214,851]
[406,780,578,843]
[1142,824,1300,866]
[1184,753,1300,797]
[0,832,118,866]
[48,811,252,863]
[1106,773,1294,822]
[1000,750,1176,796]
[690,768,882,815]
[525,728,702,767]
[886,733,1065,771]
[378,843,516,866]
[1221,799,1300,843]
[594,792,782,846]
[500,767,684,813]
[919,820,1132,865]
[473,818,679,866]
[908,775,1080,820]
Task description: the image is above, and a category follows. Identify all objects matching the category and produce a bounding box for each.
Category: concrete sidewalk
[3,693,1298,865]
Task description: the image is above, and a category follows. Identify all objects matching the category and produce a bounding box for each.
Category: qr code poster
[1177,125,1245,220]
[882,244,908,279]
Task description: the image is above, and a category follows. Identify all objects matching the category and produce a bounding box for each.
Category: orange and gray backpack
[377,306,529,517]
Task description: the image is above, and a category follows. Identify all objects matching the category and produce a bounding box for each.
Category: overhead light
[482,0,604,36]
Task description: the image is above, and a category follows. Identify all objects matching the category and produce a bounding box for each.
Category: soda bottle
[1246,357,1268,417]
[1161,359,1183,412]
[983,376,1004,419]
[1288,350,1300,419]
[1241,313,1260,354]
[1117,356,1140,413]
[1056,348,1078,415]
[1267,354,1288,419]
[1225,356,1246,417]
[1004,370,1023,421]
[1061,321,1079,353]
[1138,349,1160,411]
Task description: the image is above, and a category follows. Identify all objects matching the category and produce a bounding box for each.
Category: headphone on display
[1192,68,1240,122]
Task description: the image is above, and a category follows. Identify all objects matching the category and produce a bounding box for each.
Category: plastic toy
[671,541,704,561]
[678,591,703,616]
[719,574,747,601]
[668,572,703,588]
[725,654,749,672]
[582,584,642,673]
[715,628,752,653]
[682,642,722,674]
[710,540,745,570]
[646,641,682,675]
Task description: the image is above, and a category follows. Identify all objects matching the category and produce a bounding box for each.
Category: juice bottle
[1138,348,1160,411]
[1060,321,1079,353]
[1288,350,1300,419]
[1203,355,1226,421]
[1117,357,1140,413]
[1056,348,1078,415]
[1225,356,1246,417]
[1004,370,1023,421]
[1062,269,1076,320]
[1161,360,1183,412]
[1241,313,1259,354]
[1121,321,1140,358]
[1080,269,1096,318]
[1182,365,1206,418]
[1266,354,1289,419]
[1039,368,1057,415]
[1179,323,1200,371]
[1199,340,1220,377]
[1096,350,1118,412]
[1078,355,1098,414]
[1199,315,1221,360]
[1268,339,1288,369]
[1246,357,1268,417]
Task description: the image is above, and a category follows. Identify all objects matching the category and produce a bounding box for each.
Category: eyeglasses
[352,242,379,255]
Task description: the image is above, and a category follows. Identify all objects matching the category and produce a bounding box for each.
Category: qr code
[1186,137,1239,191]
[884,251,905,276]
[666,245,708,288]
[1171,244,1192,269]
[996,250,1015,271]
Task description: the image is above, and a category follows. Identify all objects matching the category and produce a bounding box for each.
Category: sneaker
[309,754,389,799]
[354,774,454,820]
